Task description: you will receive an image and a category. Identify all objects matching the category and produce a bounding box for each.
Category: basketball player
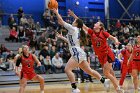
[15,45,44,93]
[128,35,140,93]
[52,8,110,93]
[118,43,132,88]
[68,10,124,93]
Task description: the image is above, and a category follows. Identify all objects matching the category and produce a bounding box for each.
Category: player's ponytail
[99,21,105,31]
[76,19,87,46]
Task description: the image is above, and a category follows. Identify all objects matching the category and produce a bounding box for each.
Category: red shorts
[132,61,140,71]
[98,49,115,66]
[21,71,37,80]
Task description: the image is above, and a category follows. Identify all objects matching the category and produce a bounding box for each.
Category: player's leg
[103,62,124,92]
[132,69,138,93]
[19,78,27,93]
[32,75,44,93]
[79,61,101,80]
[65,57,80,92]
[119,65,128,87]
[79,61,110,91]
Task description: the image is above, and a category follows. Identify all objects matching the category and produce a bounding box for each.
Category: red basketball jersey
[133,45,140,60]
[21,53,35,73]
[88,28,110,55]
[121,49,132,64]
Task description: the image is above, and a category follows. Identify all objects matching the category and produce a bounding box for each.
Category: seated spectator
[25,28,33,40]
[57,42,64,57]
[115,20,121,30]
[36,22,41,32]
[39,45,50,58]
[37,32,47,49]
[52,41,57,47]
[44,55,54,74]
[28,34,37,48]
[8,14,17,29]
[27,16,34,28]
[5,51,15,70]
[52,53,64,73]
[20,14,28,28]
[18,26,25,42]
[37,55,46,74]
[43,9,50,28]
[0,58,7,71]
[0,44,10,60]
[30,46,38,56]
[50,46,57,59]
[49,31,56,41]
[6,27,18,42]
[46,38,52,51]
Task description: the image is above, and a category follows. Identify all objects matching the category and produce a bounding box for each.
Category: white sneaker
[72,88,80,93]
[104,79,110,92]
[116,87,124,93]
[138,87,140,91]
[40,90,44,93]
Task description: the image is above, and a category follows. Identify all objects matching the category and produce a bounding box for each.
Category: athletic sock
[100,77,105,83]
[71,83,77,89]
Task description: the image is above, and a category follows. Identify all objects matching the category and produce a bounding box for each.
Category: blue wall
[0,0,105,25]
[66,0,105,19]
[0,0,44,25]
[109,0,140,19]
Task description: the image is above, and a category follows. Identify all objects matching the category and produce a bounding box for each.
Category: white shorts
[70,47,87,63]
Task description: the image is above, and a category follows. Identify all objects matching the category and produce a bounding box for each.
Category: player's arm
[118,53,123,63]
[68,9,78,19]
[52,8,65,26]
[128,48,134,66]
[14,56,21,76]
[32,54,41,67]
[68,9,89,33]
[108,35,120,45]
[56,32,68,43]
[83,24,90,33]
[52,9,75,33]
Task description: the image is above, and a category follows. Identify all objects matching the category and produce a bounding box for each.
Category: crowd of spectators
[0,7,140,81]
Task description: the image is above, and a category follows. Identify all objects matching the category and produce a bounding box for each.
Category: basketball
[48,0,58,9]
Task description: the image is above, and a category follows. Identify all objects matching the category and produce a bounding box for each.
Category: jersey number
[68,35,75,46]
[96,42,101,47]
[28,63,31,68]
[136,52,139,56]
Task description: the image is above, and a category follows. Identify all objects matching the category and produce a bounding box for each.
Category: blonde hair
[99,22,105,31]
[22,45,29,51]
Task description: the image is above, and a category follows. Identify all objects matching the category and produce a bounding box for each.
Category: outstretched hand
[37,62,41,67]
[56,32,62,38]
[51,8,58,14]
[68,9,74,16]
[115,41,121,46]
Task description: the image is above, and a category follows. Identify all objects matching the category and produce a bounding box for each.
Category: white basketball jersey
[64,22,80,48]
[63,22,87,63]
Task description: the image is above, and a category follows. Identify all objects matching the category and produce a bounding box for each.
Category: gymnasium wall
[0,0,44,25]
[109,0,140,19]
[0,0,105,25]
[65,0,105,19]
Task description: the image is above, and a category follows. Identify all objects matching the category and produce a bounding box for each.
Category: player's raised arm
[56,32,68,43]
[52,8,65,26]
[68,9,89,32]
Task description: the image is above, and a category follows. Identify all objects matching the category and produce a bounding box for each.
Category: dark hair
[76,19,87,45]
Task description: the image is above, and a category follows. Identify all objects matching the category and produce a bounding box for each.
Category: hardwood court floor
[0,79,136,93]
